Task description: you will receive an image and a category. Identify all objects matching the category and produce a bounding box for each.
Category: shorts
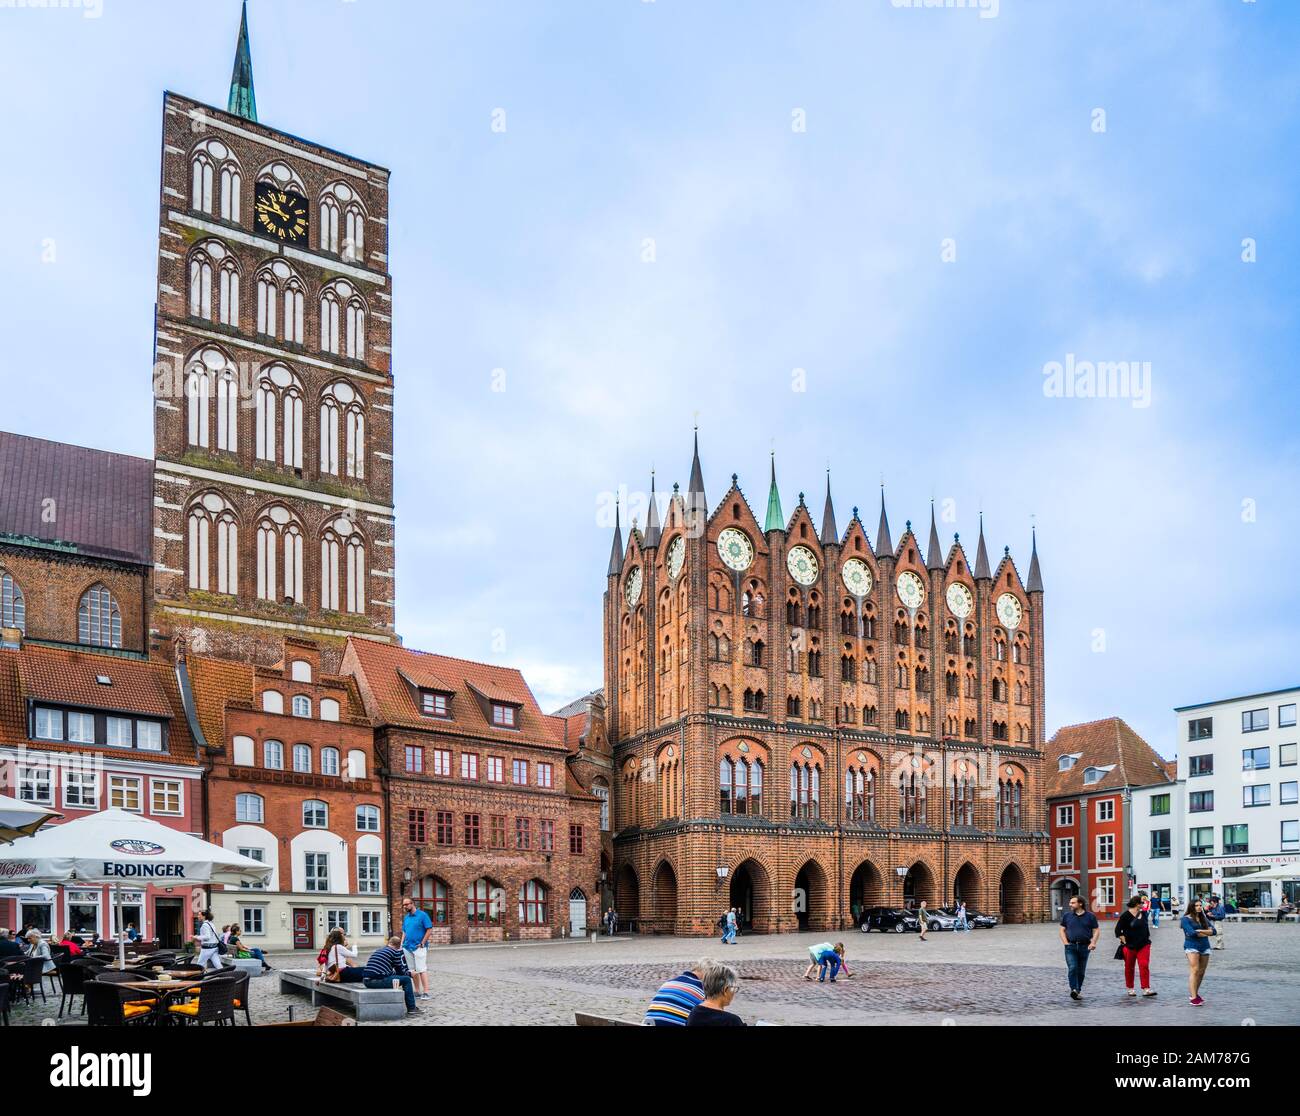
[1184,947,1209,955]
[403,946,428,974]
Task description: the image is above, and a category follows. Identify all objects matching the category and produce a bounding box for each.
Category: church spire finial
[820,470,838,546]
[228,1,258,123]
[764,453,784,533]
[606,496,624,577]
[875,486,893,556]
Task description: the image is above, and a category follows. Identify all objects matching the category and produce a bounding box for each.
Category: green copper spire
[228,1,258,122]
[764,454,784,533]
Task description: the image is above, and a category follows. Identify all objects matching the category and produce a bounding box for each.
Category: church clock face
[666,535,685,581]
[946,582,974,619]
[254,182,310,243]
[786,545,819,587]
[896,570,925,610]
[996,592,1023,630]
[624,566,643,608]
[717,528,754,572]
[841,558,872,597]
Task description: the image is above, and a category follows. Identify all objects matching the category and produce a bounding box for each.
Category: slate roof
[1046,717,1173,800]
[0,431,153,565]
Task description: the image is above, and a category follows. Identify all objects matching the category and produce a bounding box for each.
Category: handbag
[1114,942,1126,960]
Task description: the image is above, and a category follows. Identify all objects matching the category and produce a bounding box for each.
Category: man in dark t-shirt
[1058,895,1100,1000]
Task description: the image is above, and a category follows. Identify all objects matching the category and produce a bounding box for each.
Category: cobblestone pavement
[10,923,1298,1027]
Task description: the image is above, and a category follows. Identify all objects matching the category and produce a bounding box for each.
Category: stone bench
[278,969,406,1022]
[227,958,265,978]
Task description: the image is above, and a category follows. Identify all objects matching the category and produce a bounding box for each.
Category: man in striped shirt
[363,935,420,1014]
[643,963,707,1026]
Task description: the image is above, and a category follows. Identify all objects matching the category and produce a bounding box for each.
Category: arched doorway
[999,863,1027,924]
[615,864,640,926]
[849,860,885,927]
[793,859,830,932]
[953,862,982,909]
[729,858,770,933]
[652,860,678,934]
[902,861,936,909]
[1050,878,1079,919]
[568,888,588,938]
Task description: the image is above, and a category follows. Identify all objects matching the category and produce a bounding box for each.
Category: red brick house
[0,638,203,947]
[1046,717,1173,919]
[182,637,386,951]
[343,640,601,944]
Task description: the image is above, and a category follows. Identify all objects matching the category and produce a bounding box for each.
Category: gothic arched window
[255,364,304,470]
[255,505,304,605]
[78,584,121,648]
[0,570,25,633]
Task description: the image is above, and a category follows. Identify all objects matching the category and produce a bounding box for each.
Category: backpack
[717,915,727,930]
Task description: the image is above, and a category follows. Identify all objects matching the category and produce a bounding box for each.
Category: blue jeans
[818,954,841,981]
[722,925,736,943]
[1151,907,1160,927]
[1064,943,1091,992]
[366,973,416,1011]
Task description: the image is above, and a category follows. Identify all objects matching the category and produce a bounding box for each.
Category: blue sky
[2,0,1298,756]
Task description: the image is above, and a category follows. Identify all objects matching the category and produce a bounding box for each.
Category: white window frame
[361,909,383,936]
[321,747,340,777]
[1095,799,1114,823]
[292,695,312,718]
[1056,804,1074,827]
[63,768,99,810]
[238,847,267,891]
[357,853,381,895]
[1096,833,1115,866]
[240,906,266,935]
[109,774,143,812]
[356,804,379,832]
[1056,837,1074,868]
[235,793,264,824]
[18,765,53,806]
[305,851,329,893]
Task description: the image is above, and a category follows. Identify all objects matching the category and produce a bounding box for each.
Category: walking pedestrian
[1181,898,1216,1006]
[1208,895,1227,950]
[1059,894,1100,1000]
[400,895,434,1000]
[604,907,618,936]
[644,962,707,1025]
[687,961,745,1026]
[1115,895,1156,998]
[193,909,224,972]
[955,900,971,932]
[721,908,738,945]
[1150,893,1161,929]
[917,901,930,941]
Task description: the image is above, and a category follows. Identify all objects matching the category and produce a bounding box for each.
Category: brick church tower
[150,4,397,672]
[603,434,1050,934]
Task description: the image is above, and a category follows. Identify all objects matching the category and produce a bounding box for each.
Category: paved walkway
[11,923,1298,1026]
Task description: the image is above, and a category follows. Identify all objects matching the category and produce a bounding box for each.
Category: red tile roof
[1046,717,1173,800]
[0,643,198,764]
[0,431,153,565]
[345,639,567,749]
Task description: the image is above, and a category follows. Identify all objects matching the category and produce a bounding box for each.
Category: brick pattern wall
[0,545,149,654]
[379,726,601,943]
[605,482,1049,934]
[150,93,396,667]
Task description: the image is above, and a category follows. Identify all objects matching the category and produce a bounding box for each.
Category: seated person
[322,929,364,984]
[226,928,273,972]
[0,929,24,961]
[687,962,745,1027]
[362,935,420,1015]
[24,930,55,974]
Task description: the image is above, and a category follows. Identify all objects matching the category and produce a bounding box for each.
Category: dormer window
[492,703,518,728]
[421,692,450,718]
[1083,766,1103,785]
[1057,753,1080,772]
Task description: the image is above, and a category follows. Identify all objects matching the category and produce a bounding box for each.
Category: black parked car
[859,907,920,933]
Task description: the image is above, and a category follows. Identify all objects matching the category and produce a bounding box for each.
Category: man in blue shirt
[1208,895,1227,950]
[363,935,420,1014]
[1058,895,1100,1000]
[400,896,434,1000]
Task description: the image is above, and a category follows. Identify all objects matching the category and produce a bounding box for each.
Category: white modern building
[1175,687,1300,908]
[1130,777,1184,913]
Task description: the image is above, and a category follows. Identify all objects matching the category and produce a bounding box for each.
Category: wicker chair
[54,961,90,1018]
[228,968,252,1026]
[14,957,47,1005]
[84,980,158,1027]
[166,973,237,1026]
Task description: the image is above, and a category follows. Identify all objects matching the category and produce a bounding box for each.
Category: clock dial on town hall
[996,592,1023,630]
[786,545,820,586]
[841,557,873,597]
[624,565,643,607]
[946,582,974,619]
[254,181,309,243]
[717,527,754,572]
[896,570,925,610]
[666,535,685,580]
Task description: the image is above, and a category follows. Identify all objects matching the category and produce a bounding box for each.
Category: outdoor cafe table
[119,978,203,1025]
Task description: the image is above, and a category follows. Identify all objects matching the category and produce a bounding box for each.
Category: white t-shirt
[327,944,357,969]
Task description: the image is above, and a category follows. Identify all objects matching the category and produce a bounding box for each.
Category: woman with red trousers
[1115,894,1157,997]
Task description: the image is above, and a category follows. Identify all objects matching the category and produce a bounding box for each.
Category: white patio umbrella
[0,792,61,843]
[0,808,271,968]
